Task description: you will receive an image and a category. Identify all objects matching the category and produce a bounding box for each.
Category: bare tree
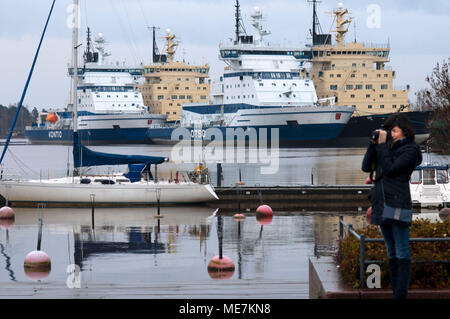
[416,59,450,154]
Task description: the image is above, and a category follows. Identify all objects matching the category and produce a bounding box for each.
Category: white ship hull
[0,177,218,207]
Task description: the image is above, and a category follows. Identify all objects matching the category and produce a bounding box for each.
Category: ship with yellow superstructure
[137,28,210,122]
[307,1,431,146]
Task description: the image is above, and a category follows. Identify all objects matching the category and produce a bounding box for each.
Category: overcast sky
[0,0,448,110]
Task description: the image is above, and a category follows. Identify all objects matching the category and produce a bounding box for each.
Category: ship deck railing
[319,65,393,71]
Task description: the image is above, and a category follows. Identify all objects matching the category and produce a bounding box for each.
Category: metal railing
[339,216,450,289]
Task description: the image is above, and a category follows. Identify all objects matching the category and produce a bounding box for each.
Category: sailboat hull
[0,179,219,207]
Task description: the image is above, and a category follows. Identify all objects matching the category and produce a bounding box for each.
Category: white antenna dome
[166,28,171,34]
[97,33,104,39]
[254,6,260,13]
[338,2,344,9]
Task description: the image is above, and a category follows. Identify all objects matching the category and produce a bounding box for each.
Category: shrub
[335,218,450,289]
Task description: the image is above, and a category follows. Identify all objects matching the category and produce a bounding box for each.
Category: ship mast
[309,0,323,45]
[333,3,352,46]
[235,0,241,44]
[165,29,179,63]
[72,0,79,135]
[72,0,82,176]
[234,0,248,45]
[151,25,167,64]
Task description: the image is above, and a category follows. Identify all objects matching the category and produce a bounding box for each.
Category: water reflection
[0,243,16,282]
[313,214,367,257]
[0,206,355,286]
[74,228,166,270]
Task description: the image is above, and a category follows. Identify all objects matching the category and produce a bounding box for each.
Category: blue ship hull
[146,111,432,148]
[25,127,152,145]
[146,123,347,147]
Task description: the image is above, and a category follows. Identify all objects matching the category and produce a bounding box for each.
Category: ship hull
[24,113,166,145]
[147,111,432,148]
[147,123,348,147]
[319,111,433,148]
[24,127,153,145]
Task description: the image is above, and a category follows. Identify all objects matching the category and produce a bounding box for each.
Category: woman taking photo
[362,113,422,299]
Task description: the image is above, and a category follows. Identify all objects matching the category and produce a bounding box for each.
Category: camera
[370,127,391,144]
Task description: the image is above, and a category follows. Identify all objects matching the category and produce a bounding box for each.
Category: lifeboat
[46,113,58,123]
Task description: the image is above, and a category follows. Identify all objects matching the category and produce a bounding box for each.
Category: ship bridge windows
[223,72,298,80]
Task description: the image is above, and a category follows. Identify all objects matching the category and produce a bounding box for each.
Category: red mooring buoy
[256,212,273,226]
[207,256,235,280]
[0,206,15,220]
[256,205,273,216]
[0,219,14,230]
[24,251,51,281]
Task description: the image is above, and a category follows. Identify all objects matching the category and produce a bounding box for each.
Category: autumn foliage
[335,218,450,289]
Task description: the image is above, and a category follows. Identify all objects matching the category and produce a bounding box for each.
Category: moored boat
[25,28,166,145]
[410,163,450,209]
[146,3,355,147]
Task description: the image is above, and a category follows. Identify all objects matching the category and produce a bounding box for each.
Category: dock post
[217,163,222,187]
[155,165,158,183]
[360,234,366,289]
[339,216,343,240]
[217,215,223,259]
[90,194,95,230]
[156,188,162,218]
[37,218,43,251]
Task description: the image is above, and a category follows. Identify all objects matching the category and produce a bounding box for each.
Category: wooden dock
[0,280,309,299]
[210,185,372,212]
[0,140,29,146]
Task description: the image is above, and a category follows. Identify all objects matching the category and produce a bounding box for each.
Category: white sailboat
[0,0,218,207]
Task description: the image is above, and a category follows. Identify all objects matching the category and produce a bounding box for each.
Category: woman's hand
[378,130,388,144]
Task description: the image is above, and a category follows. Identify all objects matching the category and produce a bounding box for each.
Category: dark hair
[383,113,415,141]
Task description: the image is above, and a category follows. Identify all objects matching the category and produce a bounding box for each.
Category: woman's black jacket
[362,138,422,225]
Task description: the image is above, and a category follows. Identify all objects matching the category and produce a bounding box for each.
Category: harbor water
[3,142,448,187]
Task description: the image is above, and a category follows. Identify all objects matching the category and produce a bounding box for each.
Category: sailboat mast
[72,0,79,133]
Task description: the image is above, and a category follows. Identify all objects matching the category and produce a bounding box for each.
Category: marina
[0,0,449,303]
